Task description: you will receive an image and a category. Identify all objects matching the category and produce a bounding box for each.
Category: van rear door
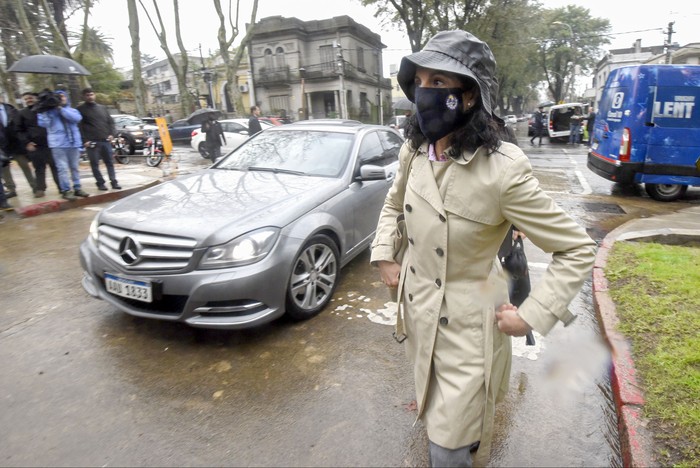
[588,67,649,183]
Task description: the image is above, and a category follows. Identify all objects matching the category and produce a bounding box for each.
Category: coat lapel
[408,154,447,216]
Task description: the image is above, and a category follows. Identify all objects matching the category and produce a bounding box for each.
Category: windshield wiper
[247,166,306,176]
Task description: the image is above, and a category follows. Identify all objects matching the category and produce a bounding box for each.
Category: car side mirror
[358,163,390,181]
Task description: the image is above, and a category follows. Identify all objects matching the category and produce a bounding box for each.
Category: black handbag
[502,236,536,346]
[503,237,528,278]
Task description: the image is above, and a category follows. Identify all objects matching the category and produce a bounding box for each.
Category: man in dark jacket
[1,95,37,198]
[248,105,262,135]
[77,88,121,191]
[529,106,546,146]
[14,92,60,198]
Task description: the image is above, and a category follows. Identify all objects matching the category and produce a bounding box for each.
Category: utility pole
[335,40,347,119]
[665,21,675,64]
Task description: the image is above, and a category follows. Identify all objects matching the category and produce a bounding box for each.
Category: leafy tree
[535,5,611,103]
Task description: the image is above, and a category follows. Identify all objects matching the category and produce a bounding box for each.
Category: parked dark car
[111,114,158,154]
[167,119,200,144]
[79,121,403,330]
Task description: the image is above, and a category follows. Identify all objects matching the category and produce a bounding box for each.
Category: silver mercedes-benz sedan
[80,120,403,329]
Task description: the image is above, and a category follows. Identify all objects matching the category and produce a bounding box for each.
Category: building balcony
[256,66,290,86]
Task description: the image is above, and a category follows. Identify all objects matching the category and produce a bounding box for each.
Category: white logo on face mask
[446,94,459,110]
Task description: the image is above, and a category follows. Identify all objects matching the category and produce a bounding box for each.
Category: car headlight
[199,227,280,269]
[89,216,99,242]
[132,130,144,138]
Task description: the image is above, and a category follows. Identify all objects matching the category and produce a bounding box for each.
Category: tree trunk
[13,0,42,55]
[213,0,259,116]
[127,0,147,116]
[139,0,194,117]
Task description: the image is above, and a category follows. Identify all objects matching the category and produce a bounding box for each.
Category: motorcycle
[143,131,164,167]
[112,133,131,165]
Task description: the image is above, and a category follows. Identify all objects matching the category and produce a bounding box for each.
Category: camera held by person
[34,89,62,113]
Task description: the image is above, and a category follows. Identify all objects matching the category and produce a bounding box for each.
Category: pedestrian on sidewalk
[529,105,546,146]
[248,106,262,135]
[37,89,89,201]
[77,88,121,191]
[371,30,597,467]
[201,115,226,162]
[14,91,61,198]
[569,107,583,145]
[0,151,12,211]
[1,94,37,198]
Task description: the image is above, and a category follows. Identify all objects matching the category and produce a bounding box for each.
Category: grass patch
[606,241,700,467]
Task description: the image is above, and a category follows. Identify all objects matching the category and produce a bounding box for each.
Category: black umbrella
[186,108,222,125]
[8,54,91,75]
[392,97,416,112]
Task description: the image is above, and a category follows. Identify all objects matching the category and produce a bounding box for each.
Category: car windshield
[216,130,354,177]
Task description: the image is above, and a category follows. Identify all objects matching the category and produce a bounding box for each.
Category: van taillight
[619,128,631,162]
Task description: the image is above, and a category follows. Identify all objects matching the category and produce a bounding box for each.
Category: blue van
[587,64,700,201]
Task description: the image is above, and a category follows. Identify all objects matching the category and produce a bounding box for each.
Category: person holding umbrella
[370,30,596,466]
[201,115,226,162]
[37,89,88,201]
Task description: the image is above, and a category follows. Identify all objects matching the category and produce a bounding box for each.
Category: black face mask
[415,87,469,142]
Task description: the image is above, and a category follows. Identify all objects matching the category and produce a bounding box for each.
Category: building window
[275,47,286,69]
[320,45,335,72]
[270,95,290,114]
[357,46,365,71]
[264,48,274,70]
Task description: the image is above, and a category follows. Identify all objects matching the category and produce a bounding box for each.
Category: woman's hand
[377,260,402,288]
[495,303,532,336]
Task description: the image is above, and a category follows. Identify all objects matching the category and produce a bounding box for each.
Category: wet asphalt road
[2,131,698,466]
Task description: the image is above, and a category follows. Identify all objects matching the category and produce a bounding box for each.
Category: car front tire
[285,234,340,321]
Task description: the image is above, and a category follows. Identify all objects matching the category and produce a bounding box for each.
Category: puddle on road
[330,293,548,360]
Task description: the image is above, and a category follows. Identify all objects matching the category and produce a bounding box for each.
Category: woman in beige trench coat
[370,31,597,467]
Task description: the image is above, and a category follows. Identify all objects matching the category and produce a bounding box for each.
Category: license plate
[105,273,152,303]
[591,141,599,150]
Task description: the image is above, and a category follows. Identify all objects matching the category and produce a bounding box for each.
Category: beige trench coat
[370,141,597,465]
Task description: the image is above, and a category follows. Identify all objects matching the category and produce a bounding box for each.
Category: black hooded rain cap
[397,30,498,116]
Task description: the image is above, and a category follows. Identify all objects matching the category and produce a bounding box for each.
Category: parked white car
[504,114,517,125]
[190,118,273,159]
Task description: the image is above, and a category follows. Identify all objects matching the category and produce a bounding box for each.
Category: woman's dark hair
[404,75,503,156]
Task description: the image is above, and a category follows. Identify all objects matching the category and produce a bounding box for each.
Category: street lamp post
[552,21,577,101]
[299,67,307,120]
[203,69,215,108]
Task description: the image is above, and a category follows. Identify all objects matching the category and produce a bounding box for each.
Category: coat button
[408,293,413,302]
[410,266,415,274]
[435,278,442,288]
[438,214,446,222]
[435,247,444,257]
[408,237,414,245]
[439,317,448,326]
[405,204,413,212]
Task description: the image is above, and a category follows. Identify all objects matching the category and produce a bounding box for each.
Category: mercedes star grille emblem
[119,237,141,265]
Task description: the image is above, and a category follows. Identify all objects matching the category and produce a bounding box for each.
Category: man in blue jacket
[37,90,89,201]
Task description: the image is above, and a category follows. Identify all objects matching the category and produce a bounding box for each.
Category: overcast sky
[79,0,698,74]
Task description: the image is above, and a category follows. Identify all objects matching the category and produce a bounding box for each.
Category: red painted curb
[593,229,656,468]
[15,181,160,219]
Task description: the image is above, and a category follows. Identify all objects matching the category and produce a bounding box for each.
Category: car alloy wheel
[286,234,339,320]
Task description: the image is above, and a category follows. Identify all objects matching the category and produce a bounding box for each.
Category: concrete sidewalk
[2,157,174,218]
[593,205,700,467]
